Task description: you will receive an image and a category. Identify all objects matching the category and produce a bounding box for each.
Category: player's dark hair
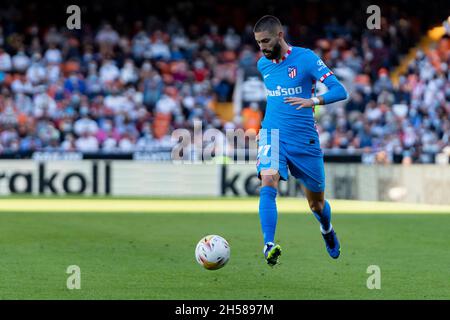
[253,15,282,34]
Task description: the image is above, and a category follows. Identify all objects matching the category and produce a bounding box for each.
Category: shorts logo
[287,66,297,78]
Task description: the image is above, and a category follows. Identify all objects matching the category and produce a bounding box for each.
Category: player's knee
[260,173,279,188]
[309,200,324,214]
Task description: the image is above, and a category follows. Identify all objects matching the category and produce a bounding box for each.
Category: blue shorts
[256,130,325,193]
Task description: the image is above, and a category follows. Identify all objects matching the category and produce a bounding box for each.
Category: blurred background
[0,0,449,203]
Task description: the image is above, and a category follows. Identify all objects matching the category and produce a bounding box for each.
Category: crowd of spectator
[312,27,450,164]
[0,19,239,155]
[0,1,448,163]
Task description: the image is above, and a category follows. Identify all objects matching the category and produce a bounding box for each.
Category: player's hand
[284,97,315,109]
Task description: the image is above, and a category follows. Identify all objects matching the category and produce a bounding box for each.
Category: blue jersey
[257,46,336,148]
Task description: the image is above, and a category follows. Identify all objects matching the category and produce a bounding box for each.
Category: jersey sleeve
[306,49,348,104]
[306,50,334,83]
[256,57,264,74]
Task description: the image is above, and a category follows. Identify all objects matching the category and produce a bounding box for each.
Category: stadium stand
[0,0,448,163]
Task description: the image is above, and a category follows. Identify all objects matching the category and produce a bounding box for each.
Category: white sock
[320,223,333,235]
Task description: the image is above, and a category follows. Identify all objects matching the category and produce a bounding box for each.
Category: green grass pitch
[0,197,449,299]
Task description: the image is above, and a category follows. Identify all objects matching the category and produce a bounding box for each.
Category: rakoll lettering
[0,162,111,195]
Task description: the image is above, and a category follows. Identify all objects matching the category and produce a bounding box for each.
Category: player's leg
[259,170,280,246]
[303,188,330,233]
[286,147,340,259]
[304,186,341,259]
[303,187,340,259]
[258,169,285,266]
[256,130,287,266]
[259,170,283,265]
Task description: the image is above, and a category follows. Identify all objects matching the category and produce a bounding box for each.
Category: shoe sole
[266,245,282,266]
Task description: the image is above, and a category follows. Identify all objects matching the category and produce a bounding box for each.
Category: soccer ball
[195,235,230,270]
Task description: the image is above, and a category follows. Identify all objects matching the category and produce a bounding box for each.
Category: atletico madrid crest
[287,66,297,78]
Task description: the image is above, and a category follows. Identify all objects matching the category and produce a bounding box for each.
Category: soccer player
[253,15,348,266]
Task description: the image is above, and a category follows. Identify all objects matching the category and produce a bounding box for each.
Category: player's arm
[316,75,348,104]
[284,51,348,109]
